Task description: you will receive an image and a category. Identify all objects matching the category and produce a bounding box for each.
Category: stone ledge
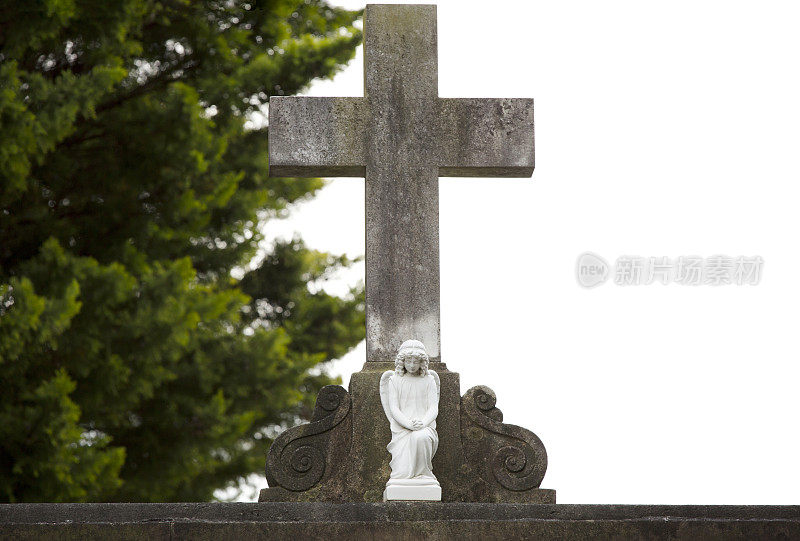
[2,503,800,540]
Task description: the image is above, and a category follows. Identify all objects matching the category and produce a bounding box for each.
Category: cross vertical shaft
[364,5,440,362]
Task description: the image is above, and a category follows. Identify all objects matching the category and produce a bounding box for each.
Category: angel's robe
[384,372,439,480]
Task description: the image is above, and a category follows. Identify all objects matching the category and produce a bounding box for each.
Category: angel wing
[430,369,440,399]
[379,370,394,423]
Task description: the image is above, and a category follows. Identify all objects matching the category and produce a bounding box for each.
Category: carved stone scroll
[265,385,351,492]
[461,385,548,494]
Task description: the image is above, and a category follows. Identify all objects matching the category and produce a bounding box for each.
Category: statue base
[383,482,441,501]
[260,362,555,503]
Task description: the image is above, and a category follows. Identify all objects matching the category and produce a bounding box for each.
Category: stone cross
[268,4,534,363]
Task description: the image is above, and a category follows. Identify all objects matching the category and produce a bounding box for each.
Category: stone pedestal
[260,362,555,503]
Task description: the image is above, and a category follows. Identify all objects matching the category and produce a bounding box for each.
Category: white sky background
[254,0,800,504]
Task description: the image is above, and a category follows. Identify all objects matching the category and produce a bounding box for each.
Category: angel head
[394,339,430,376]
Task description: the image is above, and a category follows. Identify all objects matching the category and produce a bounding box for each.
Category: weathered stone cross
[268,4,534,363]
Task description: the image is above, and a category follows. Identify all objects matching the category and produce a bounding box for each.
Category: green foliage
[0,0,364,502]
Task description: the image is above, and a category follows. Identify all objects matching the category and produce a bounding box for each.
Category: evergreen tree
[0,0,364,502]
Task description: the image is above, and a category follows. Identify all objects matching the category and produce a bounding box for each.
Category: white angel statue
[379,339,441,501]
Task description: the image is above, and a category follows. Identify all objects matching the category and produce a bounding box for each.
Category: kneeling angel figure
[379,339,441,501]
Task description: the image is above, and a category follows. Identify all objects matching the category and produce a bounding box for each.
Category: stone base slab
[3,503,800,540]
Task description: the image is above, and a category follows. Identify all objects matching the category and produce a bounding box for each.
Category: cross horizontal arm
[268,97,368,177]
[437,98,535,177]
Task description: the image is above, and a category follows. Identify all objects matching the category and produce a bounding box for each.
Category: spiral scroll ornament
[461,385,547,492]
[265,385,351,492]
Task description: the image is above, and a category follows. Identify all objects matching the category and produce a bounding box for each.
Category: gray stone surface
[461,386,549,499]
[3,503,800,540]
[437,98,535,177]
[264,386,352,493]
[268,4,536,363]
[267,97,367,177]
[363,4,441,363]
